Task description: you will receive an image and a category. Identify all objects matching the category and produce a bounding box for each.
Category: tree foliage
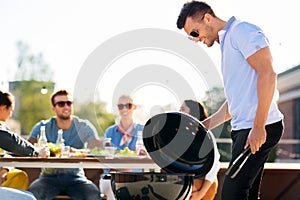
[202,86,232,162]
[9,41,55,135]
[10,80,55,135]
[15,41,53,81]
[74,101,115,137]
[11,41,117,138]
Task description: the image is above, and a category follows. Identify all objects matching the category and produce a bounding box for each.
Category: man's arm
[27,122,40,145]
[202,101,231,130]
[87,138,103,150]
[246,46,277,154]
[28,137,37,145]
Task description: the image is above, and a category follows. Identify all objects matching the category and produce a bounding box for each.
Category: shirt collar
[222,16,236,32]
[218,16,237,50]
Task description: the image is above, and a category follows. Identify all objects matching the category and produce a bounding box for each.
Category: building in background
[8,80,55,135]
[277,64,300,161]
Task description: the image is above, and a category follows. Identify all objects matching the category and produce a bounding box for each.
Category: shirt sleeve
[29,122,41,140]
[104,126,113,138]
[231,22,269,59]
[0,129,39,156]
[75,118,99,142]
[204,133,221,183]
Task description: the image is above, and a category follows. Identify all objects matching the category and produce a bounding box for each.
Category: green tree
[15,41,53,81]
[74,101,115,137]
[9,41,55,135]
[10,80,54,135]
[202,87,232,162]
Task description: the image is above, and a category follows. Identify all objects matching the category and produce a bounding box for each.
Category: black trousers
[222,120,283,200]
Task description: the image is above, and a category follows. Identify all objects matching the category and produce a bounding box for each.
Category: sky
[1,0,300,118]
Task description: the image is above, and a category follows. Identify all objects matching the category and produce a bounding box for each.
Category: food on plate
[47,142,89,157]
[88,147,107,156]
[48,142,60,157]
[88,147,142,157]
[115,147,137,156]
[69,148,90,157]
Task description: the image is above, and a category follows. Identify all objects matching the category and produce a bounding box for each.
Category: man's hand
[245,126,266,154]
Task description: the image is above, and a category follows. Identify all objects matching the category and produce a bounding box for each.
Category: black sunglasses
[54,101,73,107]
[189,13,207,38]
[117,103,133,110]
[190,30,199,38]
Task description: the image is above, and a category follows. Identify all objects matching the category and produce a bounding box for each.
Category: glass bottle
[104,138,116,159]
[104,138,112,147]
[38,126,48,147]
[38,126,50,157]
[55,129,65,157]
[135,131,147,156]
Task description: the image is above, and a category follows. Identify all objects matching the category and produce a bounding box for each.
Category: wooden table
[0,156,161,189]
[0,156,161,170]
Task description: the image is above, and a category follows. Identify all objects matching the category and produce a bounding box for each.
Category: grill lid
[143,112,215,178]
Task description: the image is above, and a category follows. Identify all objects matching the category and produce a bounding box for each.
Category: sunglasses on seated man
[54,101,73,107]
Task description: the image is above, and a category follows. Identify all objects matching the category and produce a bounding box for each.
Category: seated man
[28,89,102,200]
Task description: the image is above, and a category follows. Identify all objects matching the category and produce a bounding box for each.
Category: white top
[204,131,220,183]
[219,17,283,130]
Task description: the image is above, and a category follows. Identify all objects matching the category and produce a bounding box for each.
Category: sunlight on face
[179,102,190,115]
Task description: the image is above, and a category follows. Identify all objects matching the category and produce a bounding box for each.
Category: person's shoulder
[231,19,262,35]
[135,123,144,130]
[0,123,6,131]
[104,124,118,137]
[72,116,88,124]
[0,123,9,134]
[43,117,55,125]
[105,124,118,132]
[72,116,95,128]
[30,118,52,130]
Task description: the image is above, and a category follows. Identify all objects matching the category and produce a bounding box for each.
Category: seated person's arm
[0,168,8,184]
[0,130,39,156]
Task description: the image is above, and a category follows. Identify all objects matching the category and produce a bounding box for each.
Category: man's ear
[203,13,212,23]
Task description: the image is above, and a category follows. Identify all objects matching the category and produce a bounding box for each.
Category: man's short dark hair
[177,1,215,29]
[51,89,72,106]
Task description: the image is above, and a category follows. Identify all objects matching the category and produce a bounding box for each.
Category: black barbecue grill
[110,112,216,200]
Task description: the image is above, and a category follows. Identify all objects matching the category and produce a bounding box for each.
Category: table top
[220,162,300,171]
[0,156,161,170]
[1,156,299,171]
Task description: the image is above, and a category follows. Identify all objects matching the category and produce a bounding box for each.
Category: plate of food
[87,148,108,157]
[70,148,90,157]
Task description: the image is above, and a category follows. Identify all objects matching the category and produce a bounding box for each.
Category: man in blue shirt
[177,1,284,199]
[28,89,102,200]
